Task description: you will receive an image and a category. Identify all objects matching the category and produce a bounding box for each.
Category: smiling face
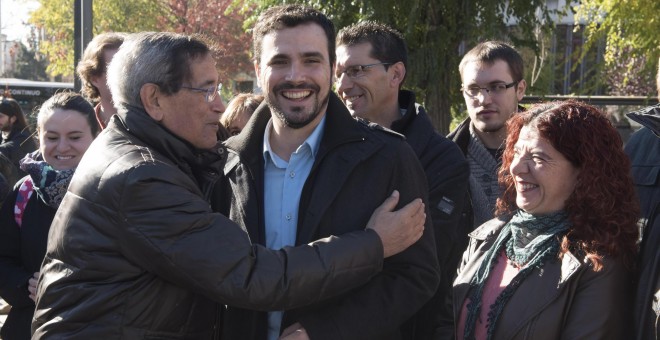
[462,59,526,135]
[510,125,579,215]
[39,109,95,170]
[335,42,399,122]
[255,23,332,130]
[158,53,225,149]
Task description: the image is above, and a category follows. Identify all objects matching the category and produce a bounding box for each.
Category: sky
[0,0,40,42]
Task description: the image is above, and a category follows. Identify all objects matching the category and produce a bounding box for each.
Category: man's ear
[390,62,406,88]
[140,83,164,121]
[9,115,16,126]
[516,79,527,101]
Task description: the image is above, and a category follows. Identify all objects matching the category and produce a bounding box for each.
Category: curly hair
[496,100,639,270]
[76,32,126,101]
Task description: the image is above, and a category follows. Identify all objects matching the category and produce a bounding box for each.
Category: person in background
[0,97,37,178]
[335,20,468,338]
[627,60,660,340]
[220,93,264,136]
[76,32,126,129]
[217,6,438,340]
[0,153,18,205]
[453,100,638,339]
[448,41,527,229]
[32,31,426,339]
[0,92,99,340]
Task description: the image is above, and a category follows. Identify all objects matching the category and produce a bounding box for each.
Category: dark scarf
[19,151,75,209]
[463,209,570,340]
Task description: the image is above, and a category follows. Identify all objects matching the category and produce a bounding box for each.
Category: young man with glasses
[335,20,469,339]
[448,40,527,228]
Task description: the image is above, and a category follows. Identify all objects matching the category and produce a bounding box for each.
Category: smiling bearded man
[214,5,440,340]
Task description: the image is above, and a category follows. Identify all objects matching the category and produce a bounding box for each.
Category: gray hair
[107,32,213,113]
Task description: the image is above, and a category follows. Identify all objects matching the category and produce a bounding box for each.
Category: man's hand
[367,190,425,258]
[28,271,39,302]
[279,322,310,340]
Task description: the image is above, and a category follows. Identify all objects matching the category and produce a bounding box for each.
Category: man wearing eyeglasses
[31,31,427,339]
[448,41,527,229]
[335,21,469,339]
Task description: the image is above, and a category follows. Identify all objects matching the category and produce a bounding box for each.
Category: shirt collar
[262,114,327,164]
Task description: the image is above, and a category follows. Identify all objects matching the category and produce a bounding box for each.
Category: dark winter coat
[393,90,469,339]
[32,107,384,339]
[0,177,56,340]
[216,93,440,340]
[626,104,660,340]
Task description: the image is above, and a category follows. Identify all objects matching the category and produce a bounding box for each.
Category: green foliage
[12,42,49,81]
[243,0,563,133]
[29,0,254,89]
[29,0,163,78]
[575,0,660,96]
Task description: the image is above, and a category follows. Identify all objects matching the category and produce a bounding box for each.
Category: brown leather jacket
[453,217,634,340]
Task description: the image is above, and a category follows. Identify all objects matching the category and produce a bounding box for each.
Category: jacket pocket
[630,165,659,186]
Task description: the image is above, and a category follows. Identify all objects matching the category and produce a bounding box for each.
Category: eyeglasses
[461,81,518,98]
[336,62,393,79]
[181,83,223,103]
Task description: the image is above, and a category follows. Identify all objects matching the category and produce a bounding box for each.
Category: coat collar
[466,216,584,285]
[224,92,369,175]
[224,92,391,243]
[391,90,435,159]
[626,104,660,137]
[114,106,225,182]
[454,216,586,337]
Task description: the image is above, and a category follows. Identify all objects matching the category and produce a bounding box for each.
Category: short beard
[267,83,329,130]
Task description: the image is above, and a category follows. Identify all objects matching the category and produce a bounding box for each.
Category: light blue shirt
[263,116,326,340]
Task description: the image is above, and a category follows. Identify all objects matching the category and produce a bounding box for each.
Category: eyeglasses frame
[181,83,223,103]
[336,62,394,79]
[461,81,519,98]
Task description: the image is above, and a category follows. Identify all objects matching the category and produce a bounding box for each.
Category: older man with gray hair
[31,32,426,339]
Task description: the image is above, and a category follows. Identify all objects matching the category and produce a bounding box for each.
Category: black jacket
[0,177,56,340]
[32,107,385,339]
[0,153,19,207]
[0,127,37,178]
[393,90,469,339]
[216,93,440,340]
[625,105,660,340]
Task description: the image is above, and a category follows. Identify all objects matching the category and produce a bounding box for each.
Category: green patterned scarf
[463,209,570,340]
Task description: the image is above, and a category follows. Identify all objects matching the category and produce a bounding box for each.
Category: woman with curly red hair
[453,100,638,340]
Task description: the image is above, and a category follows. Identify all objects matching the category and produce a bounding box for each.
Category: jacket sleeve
[299,142,440,340]
[0,186,34,307]
[114,163,384,311]
[560,257,634,339]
